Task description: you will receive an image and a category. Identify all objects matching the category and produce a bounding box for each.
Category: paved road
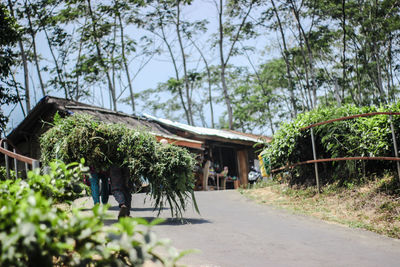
[77,190,400,267]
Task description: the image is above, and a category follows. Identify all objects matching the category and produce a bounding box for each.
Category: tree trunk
[87,0,117,111]
[117,11,135,113]
[11,73,26,117]
[353,38,362,105]
[342,0,347,101]
[8,0,30,112]
[242,45,275,134]
[218,0,233,129]
[74,20,85,101]
[297,25,313,109]
[271,0,296,118]
[205,62,215,128]
[25,2,45,97]
[292,62,311,110]
[266,102,275,135]
[176,1,194,125]
[111,14,117,102]
[188,37,215,128]
[290,0,317,107]
[43,28,68,98]
[388,35,395,102]
[374,45,385,103]
[158,14,191,124]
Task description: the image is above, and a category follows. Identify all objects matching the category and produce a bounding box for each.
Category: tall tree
[186,36,216,128]
[263,0,297,118]
[0,3,20,132]
[115,0,138,112]
[23,0,46,97]
[7,0,30,112]
[86,0,117,110]
[232,59,287,135]
[287,0,318,108]
[142,0,208,125]
[214,0,259,129]
[142,0,190,124]
[176,0,194,125]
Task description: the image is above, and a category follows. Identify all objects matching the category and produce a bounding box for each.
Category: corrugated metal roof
[144,114,267,143]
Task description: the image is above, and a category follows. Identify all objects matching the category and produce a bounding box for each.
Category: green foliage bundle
[0,164,189,266]
[265,104,400,185]
[40,114,198,217]
[143,144,197,217]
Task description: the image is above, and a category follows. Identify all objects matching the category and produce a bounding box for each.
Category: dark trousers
[110,165,132,212]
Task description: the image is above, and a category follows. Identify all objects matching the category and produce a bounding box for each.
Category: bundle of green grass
[40,113,198,217]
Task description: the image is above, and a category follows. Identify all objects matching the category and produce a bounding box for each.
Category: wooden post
[32,160,40,170]
[4,142,10,179]
[310,128,320,193]
[237,149,249,187]
[390,115,400,183]
[13,148,18,177]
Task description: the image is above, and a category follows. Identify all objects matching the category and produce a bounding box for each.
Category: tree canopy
[0,3,20,134]
[3,0,400,135]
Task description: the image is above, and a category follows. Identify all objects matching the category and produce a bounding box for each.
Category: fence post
[13,148,18,177]
[389,115,400,183]
[310,128,320,193]
[4,142,10,179]
[32,160,40,171]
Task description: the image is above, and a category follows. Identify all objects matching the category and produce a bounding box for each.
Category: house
[143,114,270,187]
[7,96,270,188]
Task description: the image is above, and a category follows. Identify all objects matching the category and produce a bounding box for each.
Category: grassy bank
[240,176,400,239]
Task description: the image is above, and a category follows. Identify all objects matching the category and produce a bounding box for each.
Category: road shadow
[132,207,169,212]
[103,217,210,226]
[79,208,93,212]
[103,218,119,225]
[141,217,211,226]
[108,206,169,212]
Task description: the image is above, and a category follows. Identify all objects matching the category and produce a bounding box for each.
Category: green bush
[0,166,16,180]
[265,104,400,185]
[0,163,191,266]
[40,114,198,217]
[28,159,89,202]
[0,166,7,180]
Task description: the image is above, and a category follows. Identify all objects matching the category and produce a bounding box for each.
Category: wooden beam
[155,136,203,150]
[0,146,36,165]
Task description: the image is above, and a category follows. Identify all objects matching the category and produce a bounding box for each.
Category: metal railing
[0,139,40,179]
[271,112,400,192]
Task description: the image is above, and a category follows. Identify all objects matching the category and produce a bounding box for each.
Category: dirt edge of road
[241,179,400,239]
